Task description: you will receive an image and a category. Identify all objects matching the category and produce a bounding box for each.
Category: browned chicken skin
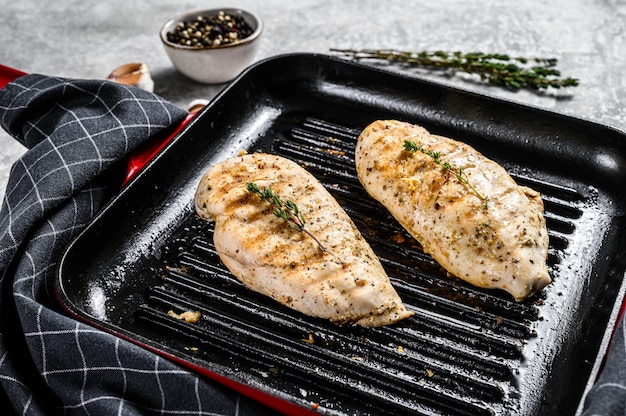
[195,152,413,326]
[355,120,551,301]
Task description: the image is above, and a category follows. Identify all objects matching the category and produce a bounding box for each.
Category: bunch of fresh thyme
[331,48,579,91]
[403,140,485,201]
[246,182,329,253]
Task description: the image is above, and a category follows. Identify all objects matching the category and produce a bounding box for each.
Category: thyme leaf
[403,140,485,201]
[331,48,579,92]
[246,182,330,254]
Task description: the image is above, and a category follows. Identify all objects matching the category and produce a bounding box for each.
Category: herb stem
[246,182,330,254]
[403,140,485,201]
[331,48,579,91]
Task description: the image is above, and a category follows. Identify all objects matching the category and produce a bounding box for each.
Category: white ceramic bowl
[160,8,263,84]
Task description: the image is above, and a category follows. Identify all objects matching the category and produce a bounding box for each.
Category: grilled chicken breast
[355,120,550,301]
[195,152,413,326]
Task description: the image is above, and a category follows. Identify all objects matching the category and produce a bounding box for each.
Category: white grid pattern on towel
[0,74,275,416]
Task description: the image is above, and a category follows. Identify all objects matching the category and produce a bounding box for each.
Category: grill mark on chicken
[355,120,551,301]
[195,152,413,326]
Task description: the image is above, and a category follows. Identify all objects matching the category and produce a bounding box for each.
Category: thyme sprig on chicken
[246,182,330,254]
[331,48,579,91]
[403,140,485,201]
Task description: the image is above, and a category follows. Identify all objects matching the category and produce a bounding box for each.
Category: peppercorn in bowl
[160,8,263,83]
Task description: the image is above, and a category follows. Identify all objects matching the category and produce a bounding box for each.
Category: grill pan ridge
[152,118,582,415]
[56,54,626,416]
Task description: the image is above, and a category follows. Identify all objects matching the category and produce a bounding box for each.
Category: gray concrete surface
[1,0,625,201]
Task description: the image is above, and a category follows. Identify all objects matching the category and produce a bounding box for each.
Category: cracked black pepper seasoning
[166,11,254,47]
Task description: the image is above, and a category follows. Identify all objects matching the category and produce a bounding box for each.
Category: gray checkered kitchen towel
[0,74,275,415]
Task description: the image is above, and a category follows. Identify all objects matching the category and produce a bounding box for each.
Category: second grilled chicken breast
[355,120,551,301]
[195,152,413,327]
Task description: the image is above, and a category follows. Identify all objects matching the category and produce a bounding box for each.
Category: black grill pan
[56,53,626,415]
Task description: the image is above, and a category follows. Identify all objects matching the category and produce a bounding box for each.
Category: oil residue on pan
[142,117,595,415]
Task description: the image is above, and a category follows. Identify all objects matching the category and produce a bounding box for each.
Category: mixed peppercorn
[166,11,254,47]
